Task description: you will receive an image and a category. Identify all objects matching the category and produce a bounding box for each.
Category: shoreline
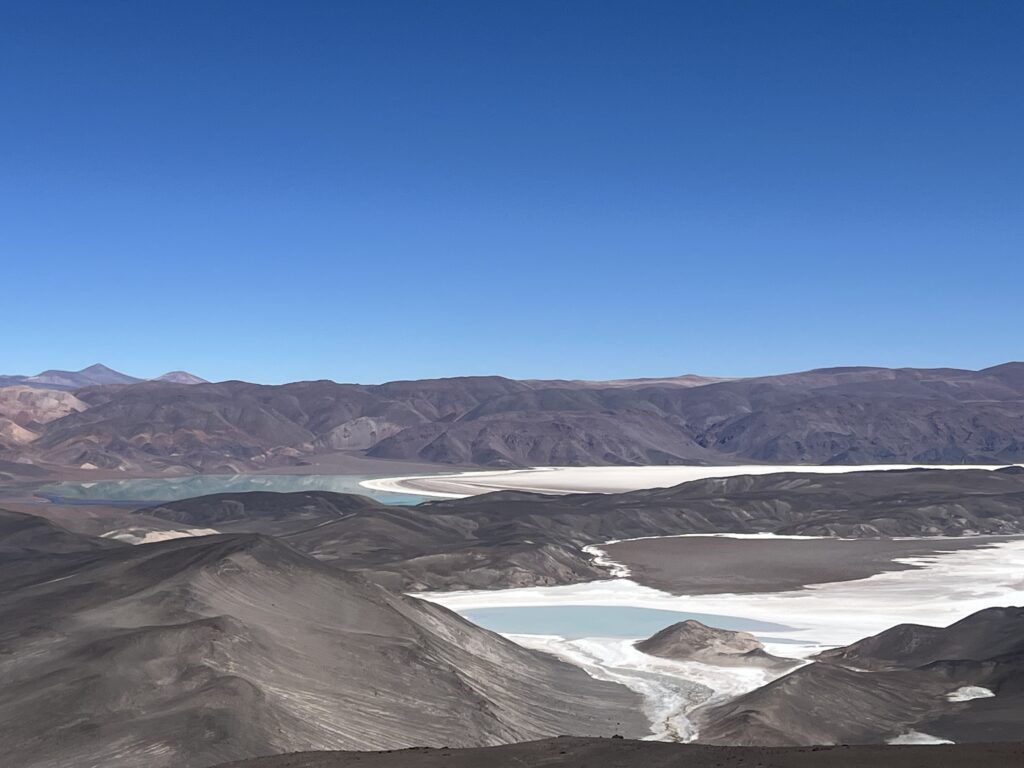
[359,463,1023,499]
[420,534,1024,741]
[503,633,793,742]
[420,534,1024,647]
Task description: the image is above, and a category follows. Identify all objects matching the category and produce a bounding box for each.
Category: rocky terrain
[134,490,609,591]
[2,365,1023,764]
[694,607,1024,746]
[1,362,1023,473]
[214,736,1024,768]
[2,468,1023,763]
[635,620,796,669]
[0,516,644,768]
[132,467,1024,590]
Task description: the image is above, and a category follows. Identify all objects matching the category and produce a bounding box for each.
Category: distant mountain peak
[153,371,208,385]
[25,364,141,389]
[2,364,207,391]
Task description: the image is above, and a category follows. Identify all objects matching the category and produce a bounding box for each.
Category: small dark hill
[815,607,1024,670]
[636,620,795,669]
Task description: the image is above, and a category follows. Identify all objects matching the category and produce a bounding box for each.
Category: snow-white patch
[887,731,955,745]
[102,528,220,545]
[947,685,996,702]
[582,544,631,577]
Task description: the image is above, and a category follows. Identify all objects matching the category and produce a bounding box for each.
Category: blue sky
[2,1,1021,384]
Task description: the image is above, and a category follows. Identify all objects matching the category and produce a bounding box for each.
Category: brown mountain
[2,362,1021,473]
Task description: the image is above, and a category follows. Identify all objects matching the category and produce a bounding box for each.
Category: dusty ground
[602,535,1003,594]
[216,736,1024,768]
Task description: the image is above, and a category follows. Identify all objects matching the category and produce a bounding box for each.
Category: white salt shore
[887,731,955,745]
[424,536,1024,647]
[361,463,1021,499]
[377,464,1024,742]
[420,535,1024,742]
[505,633,790,742]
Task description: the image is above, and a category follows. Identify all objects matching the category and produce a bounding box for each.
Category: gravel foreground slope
[216,736,1024,768]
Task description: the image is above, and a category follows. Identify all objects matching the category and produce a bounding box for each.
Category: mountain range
[1,362,1022,473]
[0,364,207,390]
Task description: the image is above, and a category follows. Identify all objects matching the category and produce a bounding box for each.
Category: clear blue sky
[2,1,1021,384]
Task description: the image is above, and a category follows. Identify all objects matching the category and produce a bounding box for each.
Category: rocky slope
[694,607,1024,746]
[136,490,608,590]
[0,532,645,768]
[3,362,1023,472]
[0,386,89,451]
[0,507,126,556]
[0,384,87,422]
[815,606,1024,671]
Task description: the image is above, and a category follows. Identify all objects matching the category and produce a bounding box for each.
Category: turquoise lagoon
[37,473,430,506]
[462,605,793,639]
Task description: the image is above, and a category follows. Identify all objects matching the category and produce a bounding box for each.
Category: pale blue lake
[37,474,429,506]
[462,605,794,639]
